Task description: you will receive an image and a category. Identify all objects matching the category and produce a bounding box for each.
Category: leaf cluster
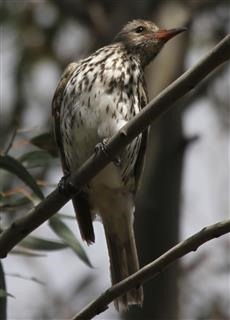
[0,131,91,319]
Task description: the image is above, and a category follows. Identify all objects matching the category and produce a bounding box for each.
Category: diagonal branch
[0,35,229,258]
[72,219,230,320]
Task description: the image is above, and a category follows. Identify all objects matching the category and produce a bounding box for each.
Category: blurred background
[0,0,229,319]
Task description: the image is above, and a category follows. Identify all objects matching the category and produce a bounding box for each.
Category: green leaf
[11,247,46,257]
[0,193,5,203]
[56,212,75,220]
[0,195,31,211]
[49,216,92,267]
[20,236,68,251]
[30,132,58,157]
[0,261,7,319]
[0,154,44,200]
[19,150,53,169]
[6,273,45,286]
[0,289,15,299]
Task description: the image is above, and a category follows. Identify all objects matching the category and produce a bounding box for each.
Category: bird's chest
[63,68,141,162]
[73,83,132,136]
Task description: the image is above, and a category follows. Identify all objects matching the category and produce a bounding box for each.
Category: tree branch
[0,35,229,258]
[72,219,230,320]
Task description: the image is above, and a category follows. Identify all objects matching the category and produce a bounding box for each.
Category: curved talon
[94,139,121,167]
[95,138,109,155]
[58,175,77,197]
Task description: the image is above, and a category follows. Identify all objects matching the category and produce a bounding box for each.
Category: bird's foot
[58,173,77,197]
[94,139,121,167]
[95,138,109,156]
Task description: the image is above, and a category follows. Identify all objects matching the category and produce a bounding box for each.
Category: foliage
[0,130,91,318]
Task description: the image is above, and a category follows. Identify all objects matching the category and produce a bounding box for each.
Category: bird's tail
[104,220,144,311]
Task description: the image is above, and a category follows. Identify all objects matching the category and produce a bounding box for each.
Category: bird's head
[114,19,186,66]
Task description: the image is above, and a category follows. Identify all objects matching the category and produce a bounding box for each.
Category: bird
[52,19,186,310]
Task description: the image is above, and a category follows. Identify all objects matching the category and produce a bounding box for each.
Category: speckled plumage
[61,43,146,186]
[52,19,186,310]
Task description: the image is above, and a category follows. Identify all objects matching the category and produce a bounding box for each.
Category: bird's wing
[134,80,149,192]
[52,62,77,174]
[52,62,95,244]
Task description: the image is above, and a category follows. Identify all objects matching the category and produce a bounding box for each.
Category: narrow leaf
[0,261,7,319]
[0,155,44,200]
[11,247,46,257]
[0,289,15,299]
[56,213,75,220]
[19,150,53,169]
[30,132,58,157]
[0,195,31,210]
[49,217,92,267]
[6,273,45,286]
[20,236,68,251]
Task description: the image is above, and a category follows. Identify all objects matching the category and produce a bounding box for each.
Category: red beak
[154,27,187,42]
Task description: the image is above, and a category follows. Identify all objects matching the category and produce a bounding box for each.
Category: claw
[94,138,121,167]
[58,174,77,197]
[95,138,109,155]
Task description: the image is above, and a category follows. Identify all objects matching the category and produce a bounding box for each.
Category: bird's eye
[135,26,145,33]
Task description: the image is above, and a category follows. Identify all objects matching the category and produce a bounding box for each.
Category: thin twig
[0,35,229,258]
[6,272,45,286]
[72,219,230,320]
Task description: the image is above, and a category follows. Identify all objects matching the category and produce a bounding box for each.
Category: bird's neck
[116,42,159,68]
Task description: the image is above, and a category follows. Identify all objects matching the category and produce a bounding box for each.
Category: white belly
[90,162,124,189]
[61,75,140,192]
